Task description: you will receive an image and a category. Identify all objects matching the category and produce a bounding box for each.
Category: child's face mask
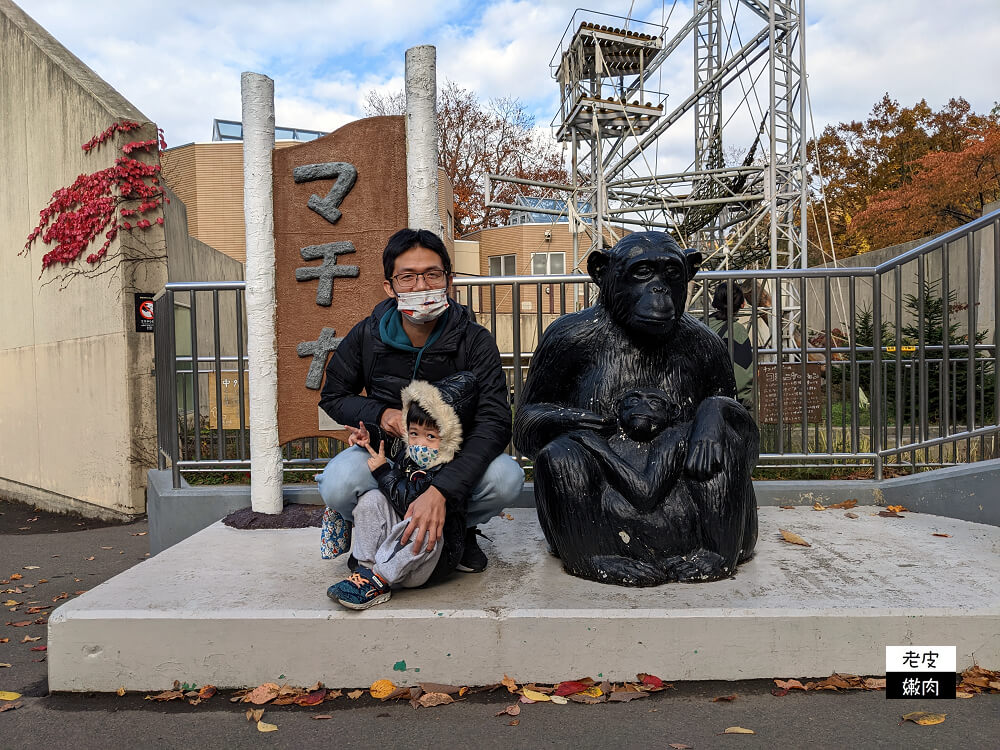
[407,443,440,469]
[395,288,448,324]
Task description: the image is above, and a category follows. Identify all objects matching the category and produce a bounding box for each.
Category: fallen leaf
[877,511,903,518]
[773,679,806,690]
[30,646,46,652]
[863,678,886,690]
[0,691,21,701]
[932,533,951,538]
[608,691,649,702]
[844,512,859,519]
[0,639,8,644]
[145,690,185,701]
[0,701,21,712]
[956,691,975,699]
[886,505,909,513]
[828,499,858,509]
[132,531,148,536]
[100,546,113,550]
[550,695,569,705]
[84,557,95,561]
[495,704,521,717]
[347,689,364,700]
[7,621,31,627]
[26,607,50,614]
[9,575,22,581]
[554,680,592,696]
[502,674,518,693]
[902,711,945,726]
[568,693,606,704]
[418,682,462,695]
[417,692,454,707]
[370,679,397,699]
[326,689,343,700]
[22,566,40,571]
[521,688,550,702]
[0,663,10,668]
[638,673,667,690]
[244,682,281,705]
[197,685,217,700]
[713,694,737,702]
[37,579,47,584]
[21,636,41,643]
[581,685,604,698]
[779,505,796,510]
[669,745,693,749]
[508,718,520,726]
[779,529,811,547]
[245,708,264,721]
[295,689,326,706]
[117,686,126,696]
[812,501,826,511]
[724,726,755,734]
[522,683,555,695]
[2,601,17,607]
[257,720,278,733]
[312,714,333,720]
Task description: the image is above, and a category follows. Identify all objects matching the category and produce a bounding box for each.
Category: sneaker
[456,527,489,573]
[320,509,351,560]
[327,567,391,610]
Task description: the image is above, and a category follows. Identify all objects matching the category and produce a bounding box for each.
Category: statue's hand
[684,428,723,480]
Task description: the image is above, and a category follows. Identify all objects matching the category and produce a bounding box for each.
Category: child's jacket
[370,370,478,582]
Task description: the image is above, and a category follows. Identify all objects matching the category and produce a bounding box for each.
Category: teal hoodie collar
[378,304,450,379]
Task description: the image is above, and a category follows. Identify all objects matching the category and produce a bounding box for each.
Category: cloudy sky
[17,0,1000,172]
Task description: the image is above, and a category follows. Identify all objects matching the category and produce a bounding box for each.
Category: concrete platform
[49,507,1000,691]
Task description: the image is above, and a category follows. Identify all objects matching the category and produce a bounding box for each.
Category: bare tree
[365,81,567,235]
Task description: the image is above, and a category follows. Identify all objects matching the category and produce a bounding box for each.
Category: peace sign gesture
[364,439,387,472]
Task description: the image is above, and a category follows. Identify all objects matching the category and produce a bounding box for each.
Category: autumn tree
[365,81,567,235]
[806,95,992,260]
[851,121,1000,247]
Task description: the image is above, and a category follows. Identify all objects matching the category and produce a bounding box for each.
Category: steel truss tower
[487,3,809,336]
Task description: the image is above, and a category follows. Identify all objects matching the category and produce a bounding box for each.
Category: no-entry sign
[135,293,155,332]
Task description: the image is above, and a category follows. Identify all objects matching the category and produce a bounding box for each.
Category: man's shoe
[456,527,489,573]
[327,566,391,610]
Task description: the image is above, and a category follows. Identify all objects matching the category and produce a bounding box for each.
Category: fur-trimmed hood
[400,371,478,468]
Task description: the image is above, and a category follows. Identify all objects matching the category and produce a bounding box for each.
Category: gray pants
[316,445,525,526]
[353,489,442,589]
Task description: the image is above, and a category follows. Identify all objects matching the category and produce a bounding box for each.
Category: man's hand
[401,486,446,553]
[380,408,405,438]
[344,421,370,448]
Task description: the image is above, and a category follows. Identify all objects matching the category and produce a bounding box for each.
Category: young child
[326,371,476,610]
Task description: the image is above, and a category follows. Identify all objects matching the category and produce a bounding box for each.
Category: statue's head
[587,233,702,340]
[617,387,681,442]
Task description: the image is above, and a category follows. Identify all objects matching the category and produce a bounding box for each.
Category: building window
[488,254,517,276]
[531,252,565,275]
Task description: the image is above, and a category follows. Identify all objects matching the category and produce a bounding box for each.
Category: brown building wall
[163,141,454,265]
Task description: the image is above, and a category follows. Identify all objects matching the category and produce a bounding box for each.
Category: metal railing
[154,210,1000,485]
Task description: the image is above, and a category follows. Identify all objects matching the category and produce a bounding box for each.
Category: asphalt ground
[2,496,997,749]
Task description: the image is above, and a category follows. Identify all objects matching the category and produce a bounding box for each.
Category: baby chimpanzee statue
[514,232,758,586]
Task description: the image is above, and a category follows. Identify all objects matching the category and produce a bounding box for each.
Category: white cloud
[13,0,1000,153]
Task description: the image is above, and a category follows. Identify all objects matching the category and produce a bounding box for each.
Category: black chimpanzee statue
[514,232,758,586]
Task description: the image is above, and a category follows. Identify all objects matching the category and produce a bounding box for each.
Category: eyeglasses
[391,269,447,290]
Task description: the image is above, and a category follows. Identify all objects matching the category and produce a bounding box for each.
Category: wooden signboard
[272,116,409,444]
[756,363,824,424]
[207,371,250,430]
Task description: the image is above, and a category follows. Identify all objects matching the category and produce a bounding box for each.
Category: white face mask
[407,443,440,469]
[395,288,449,324]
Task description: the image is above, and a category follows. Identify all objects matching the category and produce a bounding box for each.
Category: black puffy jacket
[369,371,479,582]
[319,298,512,504]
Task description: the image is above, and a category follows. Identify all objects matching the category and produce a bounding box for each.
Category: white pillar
[241,72,283,514]
[405,45,440,233]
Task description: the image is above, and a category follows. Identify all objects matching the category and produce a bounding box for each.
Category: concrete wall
[0,0,167,518]
[806,210,998,339]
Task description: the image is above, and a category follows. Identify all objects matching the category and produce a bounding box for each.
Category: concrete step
[49,507,1000,691]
